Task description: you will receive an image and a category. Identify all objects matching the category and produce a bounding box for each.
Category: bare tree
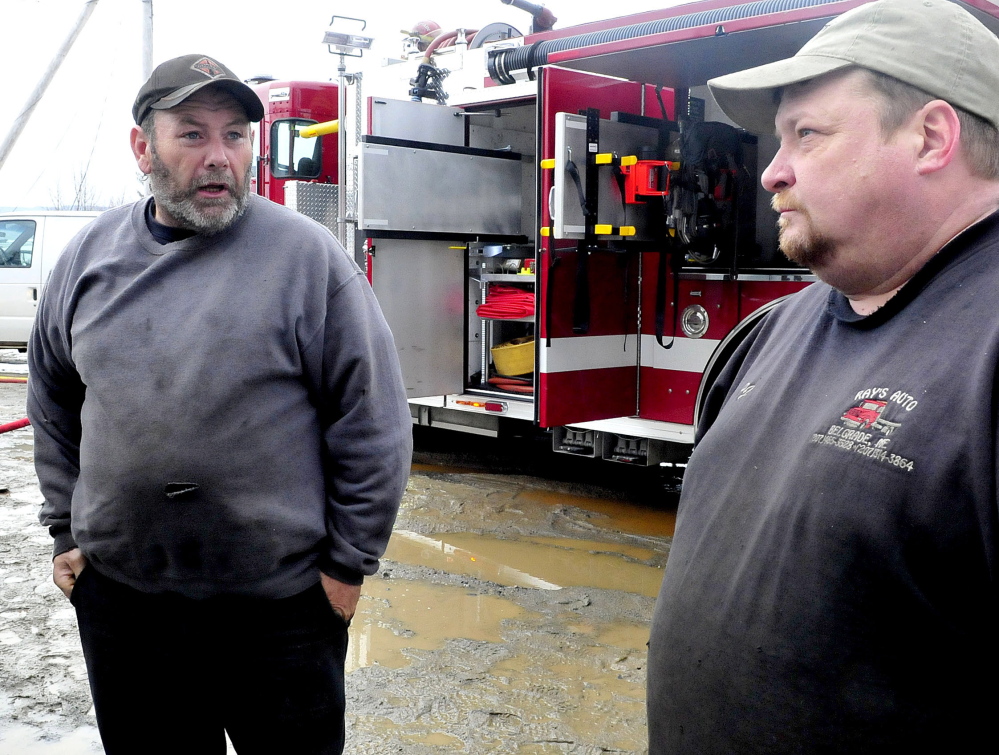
[69,166,101,210]
[47,166,138,211]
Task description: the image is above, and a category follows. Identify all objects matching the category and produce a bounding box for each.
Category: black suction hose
[488,0,840,84]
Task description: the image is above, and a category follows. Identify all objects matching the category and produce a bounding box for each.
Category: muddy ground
[0,349,676,754]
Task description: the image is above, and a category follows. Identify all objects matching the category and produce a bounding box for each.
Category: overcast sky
[0,0,688,211]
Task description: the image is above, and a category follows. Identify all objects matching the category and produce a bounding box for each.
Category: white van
[0,211,100,348]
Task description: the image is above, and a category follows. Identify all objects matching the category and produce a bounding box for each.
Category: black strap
[565,158,587,214]
[655,195,681,350]
[570,109,602,336]
[572,247,590,334]
[612,164,627,218]
[545,251,559,347]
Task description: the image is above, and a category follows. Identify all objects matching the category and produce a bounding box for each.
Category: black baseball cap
[133,54,265,125]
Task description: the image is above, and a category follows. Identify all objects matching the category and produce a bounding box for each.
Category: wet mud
[0,350,675,753]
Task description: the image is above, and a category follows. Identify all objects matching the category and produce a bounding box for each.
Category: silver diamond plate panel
[285,181,340,240]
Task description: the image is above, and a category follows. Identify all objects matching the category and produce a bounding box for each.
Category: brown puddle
[411,462,476,475]
[347,578,527,672]
[350,614,651,752]
[518,488,676,538]
[410,458,677,539]
[489,642,647,750]
[385,530,664,597]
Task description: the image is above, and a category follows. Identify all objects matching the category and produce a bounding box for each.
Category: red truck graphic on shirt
[841,400,901,435]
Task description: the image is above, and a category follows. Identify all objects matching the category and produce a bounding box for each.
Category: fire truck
[249,0,999,468]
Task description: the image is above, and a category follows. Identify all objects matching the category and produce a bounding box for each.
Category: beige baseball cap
[707,0,999,135]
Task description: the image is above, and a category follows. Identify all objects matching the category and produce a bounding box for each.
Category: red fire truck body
[251,80,339,206]
[251,0,999,467]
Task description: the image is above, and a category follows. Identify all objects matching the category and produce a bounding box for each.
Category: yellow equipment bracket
[593,224,636,237]
[298,120,340,138]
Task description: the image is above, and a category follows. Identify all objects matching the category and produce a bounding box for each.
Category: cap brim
[708,54,851,135]
[150,79,265,122]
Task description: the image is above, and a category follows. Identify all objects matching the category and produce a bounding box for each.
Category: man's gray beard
[148,154,251,235]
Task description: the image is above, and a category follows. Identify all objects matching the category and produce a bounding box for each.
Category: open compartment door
[536,66,660,428]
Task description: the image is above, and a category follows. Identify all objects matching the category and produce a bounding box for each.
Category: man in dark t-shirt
[647,1,999,752]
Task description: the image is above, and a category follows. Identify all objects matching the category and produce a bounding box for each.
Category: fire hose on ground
[0,417,30,434]
[0,376,30,433]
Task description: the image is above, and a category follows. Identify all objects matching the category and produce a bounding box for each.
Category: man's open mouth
[198,183,230,196]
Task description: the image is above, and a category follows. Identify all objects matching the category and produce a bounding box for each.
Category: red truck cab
[250,79,339,205]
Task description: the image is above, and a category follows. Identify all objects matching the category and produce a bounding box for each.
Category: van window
[270,119,322,179]
[0,220,36,268]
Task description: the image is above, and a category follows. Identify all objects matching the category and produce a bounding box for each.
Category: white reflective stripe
[640,334,720,373]
[539,334,638,374]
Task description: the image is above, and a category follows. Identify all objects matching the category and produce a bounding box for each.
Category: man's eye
[181,132,201,140]
[798,128,815,138]
[227,132,246,141]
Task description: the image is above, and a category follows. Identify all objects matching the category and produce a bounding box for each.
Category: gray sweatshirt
[28,195,412,599]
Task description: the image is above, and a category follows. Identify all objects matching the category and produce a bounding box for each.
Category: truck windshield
[0,220,36,268]
[270,119,322,179]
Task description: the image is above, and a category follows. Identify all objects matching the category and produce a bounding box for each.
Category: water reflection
[385,530,663,597]
[347,578,527,672]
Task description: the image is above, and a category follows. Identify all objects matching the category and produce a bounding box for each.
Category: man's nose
[761,148,793,193]
[204,138,230,169]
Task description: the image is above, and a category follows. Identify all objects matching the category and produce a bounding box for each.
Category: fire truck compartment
[358,138,525,237]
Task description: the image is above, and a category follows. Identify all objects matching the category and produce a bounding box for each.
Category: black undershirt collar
[145,200,198,245]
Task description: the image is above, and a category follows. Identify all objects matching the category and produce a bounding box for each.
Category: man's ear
[130,125,153,175]
[914,100,961,176]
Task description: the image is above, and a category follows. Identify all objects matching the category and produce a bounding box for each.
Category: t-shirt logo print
[810,387,917,473]
[839,399,901,435]
[191,58,225,79]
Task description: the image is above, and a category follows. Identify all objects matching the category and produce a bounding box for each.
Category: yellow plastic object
[540,158,556,170]
[620,155,638,166]
[540,227,551,237]
[491,337,535,376]
[595,153,613,165]
[594,224,613,235]
[298,120,340,138]
[619,226,637,237]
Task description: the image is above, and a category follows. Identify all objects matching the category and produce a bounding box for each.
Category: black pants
[71,566,349,755]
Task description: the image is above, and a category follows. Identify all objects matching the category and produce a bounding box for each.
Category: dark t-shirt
[144,200,197,244]
[647,213,999,753]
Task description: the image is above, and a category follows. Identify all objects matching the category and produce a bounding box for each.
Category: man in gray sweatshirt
[27,54,412,754]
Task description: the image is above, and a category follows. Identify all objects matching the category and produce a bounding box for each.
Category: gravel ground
[0,349,674,754]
